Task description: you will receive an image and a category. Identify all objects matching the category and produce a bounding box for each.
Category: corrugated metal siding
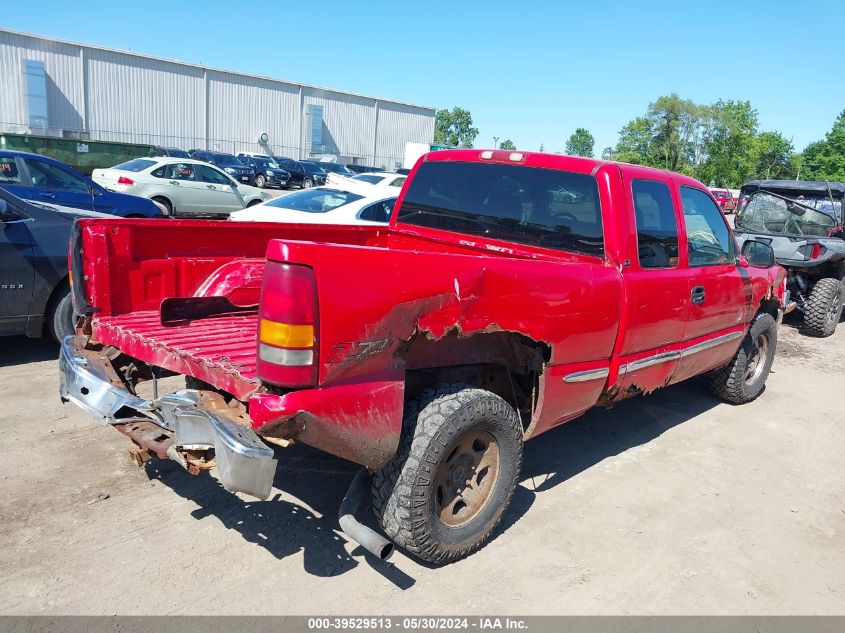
[375,103,435,169]
[86,48,205,148]
[303,88,376,161]
[0,30,435,161]
[0,31,84,132]
[207,70,300,156]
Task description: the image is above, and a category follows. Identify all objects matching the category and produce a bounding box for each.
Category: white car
[92,157,268,217]
[229,187,396,225]
[325,171,407,193]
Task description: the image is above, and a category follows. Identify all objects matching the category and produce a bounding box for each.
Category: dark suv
[190,150,255,185]
[275,158,327,188]
[238,156,291,189]
[153,146,191,158]
[734,179,845,337]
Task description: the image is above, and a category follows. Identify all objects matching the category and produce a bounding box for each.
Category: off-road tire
[802,277,844,338]
[47,284,75,342]
[254,174,266,188]
[371,384,523,564]
[708,313,777,404]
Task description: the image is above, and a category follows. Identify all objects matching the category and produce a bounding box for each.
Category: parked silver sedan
[92,157,268,217]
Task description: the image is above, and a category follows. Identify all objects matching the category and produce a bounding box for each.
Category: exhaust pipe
[339,469,394,561]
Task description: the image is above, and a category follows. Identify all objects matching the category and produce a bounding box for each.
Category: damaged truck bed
[60,149,787,564]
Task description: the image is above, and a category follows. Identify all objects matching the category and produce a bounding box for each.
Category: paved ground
[0,316,843,615]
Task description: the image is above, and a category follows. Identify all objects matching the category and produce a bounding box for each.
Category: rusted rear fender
[249,377,404,469]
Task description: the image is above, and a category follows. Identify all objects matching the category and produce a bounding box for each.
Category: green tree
[647,94,705,172]
[700,100,758,187]
[601,146,614,160]
[750,131,794,180]
[433,106,479,148]
[801,110,845,181]
[565,128,595,157]
[613,116,653,165]
[499,139,516,150]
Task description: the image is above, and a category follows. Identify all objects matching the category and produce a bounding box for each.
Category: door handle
[206,184,216,189]
[39,192,55,199]
[691,286,706,304]
[168,180,180,185]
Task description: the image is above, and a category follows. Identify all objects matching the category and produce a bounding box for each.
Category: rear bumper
[59,336,277,499]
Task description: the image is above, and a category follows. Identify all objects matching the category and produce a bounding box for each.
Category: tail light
[117,176,135,185]
[257,262,318,387]
[798,242,826,261]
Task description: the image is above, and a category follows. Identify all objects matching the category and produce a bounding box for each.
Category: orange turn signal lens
[259,319,314,348]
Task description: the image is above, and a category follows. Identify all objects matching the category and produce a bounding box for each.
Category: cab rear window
[397,161,604,257]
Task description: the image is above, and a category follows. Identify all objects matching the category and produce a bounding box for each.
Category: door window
[195,164,233,185]
[359,199,395,222]
[632,179,679,268]
[681,186,734,266]
[165,163,196,180]
[0,158,22,184]
[24,159,88,193]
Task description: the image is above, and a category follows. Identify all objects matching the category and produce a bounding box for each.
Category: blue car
[0,150,162,218]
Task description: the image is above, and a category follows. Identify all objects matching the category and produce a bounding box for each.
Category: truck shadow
[0,336,59,367]
[144,444,416,587]
[145,378,722,582]
[497,377,722,533]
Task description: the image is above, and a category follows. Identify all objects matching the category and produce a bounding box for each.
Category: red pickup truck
[60,150,786,564]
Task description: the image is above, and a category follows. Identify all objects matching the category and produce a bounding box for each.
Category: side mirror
[741,239,775,268]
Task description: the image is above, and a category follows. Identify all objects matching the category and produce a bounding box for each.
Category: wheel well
[758,297,780,320]
[401,331,549,431]
[247,199,262,207]
[151,196,173,214]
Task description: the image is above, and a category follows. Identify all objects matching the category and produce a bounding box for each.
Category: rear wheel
[47,284,75,342]
[372,384,523,564]
[151,196,173,217]
[302,177,314,189]
[803,278,844,337]
[708,313,777,404]
[254,174,266,188]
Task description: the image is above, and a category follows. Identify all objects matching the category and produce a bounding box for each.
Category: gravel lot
[0,316,843,615]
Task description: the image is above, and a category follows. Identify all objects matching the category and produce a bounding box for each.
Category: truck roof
[418,149,706,190]
[740,179,845,198]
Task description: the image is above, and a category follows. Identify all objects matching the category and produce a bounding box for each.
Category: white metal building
[0,29,435,168]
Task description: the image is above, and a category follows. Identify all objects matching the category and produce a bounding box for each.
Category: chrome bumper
[59,336,277,499]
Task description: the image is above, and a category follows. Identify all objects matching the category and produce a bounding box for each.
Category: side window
[167,163,195,181]
[24,159,89,193]
[681,186,734,266]
[0,158,22,184]
[389,177,406,188]
[359,200,394,222]
[631,179,679,269]
[195,164,232,185]
[151,166,167,178]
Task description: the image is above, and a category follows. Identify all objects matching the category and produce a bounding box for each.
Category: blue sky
[6,0,843,154]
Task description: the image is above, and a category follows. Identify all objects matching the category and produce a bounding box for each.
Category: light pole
[493,136,499,150]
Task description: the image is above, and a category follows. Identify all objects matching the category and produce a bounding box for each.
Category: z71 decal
[327,339,392,364]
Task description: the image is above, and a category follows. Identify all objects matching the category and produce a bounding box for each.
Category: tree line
[434,99,845,188]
